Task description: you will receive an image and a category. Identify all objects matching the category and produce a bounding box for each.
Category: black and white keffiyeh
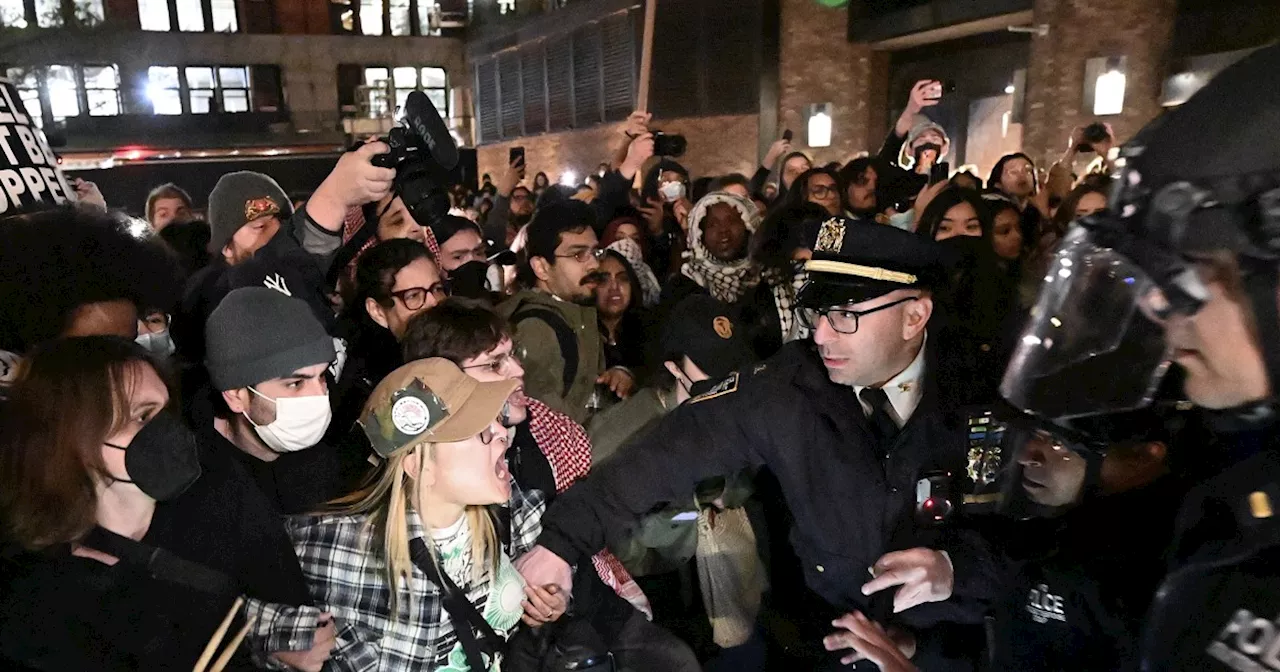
[680,192,763,303]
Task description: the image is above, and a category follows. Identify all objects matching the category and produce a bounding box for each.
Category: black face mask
[105,412,202,502]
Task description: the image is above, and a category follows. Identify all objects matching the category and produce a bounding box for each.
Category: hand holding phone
[782,129,793,142]
[929,161,950,186]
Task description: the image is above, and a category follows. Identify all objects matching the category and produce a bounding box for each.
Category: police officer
[997,43,1280,671]
[516,218,997,670]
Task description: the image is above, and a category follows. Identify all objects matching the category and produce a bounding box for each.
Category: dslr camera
[652,131,687,158]
[1077,122,1112,154]
[366,90,459,229]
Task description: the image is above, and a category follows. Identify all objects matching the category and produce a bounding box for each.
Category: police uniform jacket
[537,339,999,629]
[1140,440,1280,671]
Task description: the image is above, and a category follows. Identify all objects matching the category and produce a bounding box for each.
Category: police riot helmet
[1001,43,1280,420]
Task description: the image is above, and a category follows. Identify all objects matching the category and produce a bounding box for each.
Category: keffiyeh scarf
[680,192,763,304]
[527,399,652,618]
[763,263,811,344]
[607,238,662,308]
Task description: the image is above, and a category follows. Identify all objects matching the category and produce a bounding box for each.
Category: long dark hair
[782,167,845,214]
[0,337,173,550]
[918,186,993,242]
[987,153,1037,194]
[751,202,828,275]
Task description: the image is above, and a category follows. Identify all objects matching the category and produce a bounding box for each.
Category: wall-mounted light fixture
[807,103,832,148]
[1083,56,1127,116]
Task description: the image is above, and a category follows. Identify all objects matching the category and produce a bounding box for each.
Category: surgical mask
[135,330,176,358]
[659,181,686,203]
[246,387,331,453]
[104,412,201,501]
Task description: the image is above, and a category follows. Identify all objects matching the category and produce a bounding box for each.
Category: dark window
[545,36,572,132]
[600,12,634,122]
[476,60,500,142]
[499,51,522,137]
[521,44,547,134]
[571,23,601,128]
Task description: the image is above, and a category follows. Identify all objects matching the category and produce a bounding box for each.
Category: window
[144,0,238,32]
[147,66,182,115]
[219,66,250,112]
[0,0,102,27]
[360,0,382,35]
[389,0,410,35]
[6,67,42,127]
[82,64,120,116]
[3,64,118,126]
[137,0,170,30]
[356,66,448,119]
[0,0,26,28]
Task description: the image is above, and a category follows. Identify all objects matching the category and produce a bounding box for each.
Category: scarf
[526,399,652,618]
[607,238,662,308]
[680,192,762,304]
[337,205,441,292]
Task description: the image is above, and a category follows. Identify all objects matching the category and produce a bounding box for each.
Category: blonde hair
[327,442,502,618]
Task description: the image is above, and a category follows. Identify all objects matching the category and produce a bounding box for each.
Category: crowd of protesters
[0,59,1271,672]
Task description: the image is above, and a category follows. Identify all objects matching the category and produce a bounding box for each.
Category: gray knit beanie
[205,287,335,390]
[206,171,292,255]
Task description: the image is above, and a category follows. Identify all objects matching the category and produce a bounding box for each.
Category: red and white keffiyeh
[526,398,652,618]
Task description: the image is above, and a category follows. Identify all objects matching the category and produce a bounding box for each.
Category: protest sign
[0,78,75,214]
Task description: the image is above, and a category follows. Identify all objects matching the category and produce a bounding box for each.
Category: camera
[652,131,687,158]
[1077,122,1112,153]
[365,90,459,229]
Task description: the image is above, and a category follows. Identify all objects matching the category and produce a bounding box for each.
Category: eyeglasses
[809,184,838,198]
[390,281,450,310]
[462,349,522,375]
[554,247,605,264]
[798,296,919,334]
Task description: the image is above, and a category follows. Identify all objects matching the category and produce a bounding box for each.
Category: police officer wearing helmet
[515,217,998,670]
[998,43,1280,671]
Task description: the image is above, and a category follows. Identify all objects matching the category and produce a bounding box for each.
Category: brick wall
[275,0,332,35]
[1021,0,1177,167]
[777,0,889,166]
[475,114,760,185]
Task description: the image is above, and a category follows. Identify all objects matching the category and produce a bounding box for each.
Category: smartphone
[509,146,525,165]
[782,129,793,142]
[924,80,954,101]
[929,160,950,185]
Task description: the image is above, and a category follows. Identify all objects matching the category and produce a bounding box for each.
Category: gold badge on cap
[814,218,847,254]
[713,316,733,339]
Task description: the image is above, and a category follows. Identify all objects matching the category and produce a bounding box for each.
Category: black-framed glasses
[798,296,919,334]
[554,247,605,264]
[390,281,450,310]
[462,350,522,375]
[809,184,838,198]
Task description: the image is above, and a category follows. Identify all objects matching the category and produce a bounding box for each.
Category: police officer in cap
[997,42,1280,671]
[515,217,997,670]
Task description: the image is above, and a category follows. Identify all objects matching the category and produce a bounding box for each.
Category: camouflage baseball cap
[360,358,518,457]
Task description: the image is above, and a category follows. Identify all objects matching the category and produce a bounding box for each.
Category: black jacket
[1139,441,1280,671]
[538,341,999,634]
[990,477,1186,671]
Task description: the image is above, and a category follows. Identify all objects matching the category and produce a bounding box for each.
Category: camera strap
[82,526,238,598]
[409,536,506,671]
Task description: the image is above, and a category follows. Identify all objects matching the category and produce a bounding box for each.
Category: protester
[596,249,648,373]
[200,286,365,515]
[0,337,332,670]
[0,206,182,401]
[533,170,550,196]
[749,136,812,203]
[500,199,635,424]
[330,238,448,444]
[740,202,825,357]
[840,157,880,217]
[878,80,950,211]
[986,196,1025,263]
[659,192,761,312]
[145,182,194,232]
[639,158,694,279]
[602,211,647,252]
[708,173,753,200]
[783,167,844,216]
[607,237,662,309]
[286,358,562,670]
[401,301,701,670]
[917,185,988,241]
[431,214,488,273]
[136,307,176,359]
[482,155,532,246]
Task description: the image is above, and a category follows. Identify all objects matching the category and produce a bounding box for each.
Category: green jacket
[498,289,604,425]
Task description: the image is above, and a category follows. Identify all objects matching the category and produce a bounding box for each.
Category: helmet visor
[1001,227,1172,418]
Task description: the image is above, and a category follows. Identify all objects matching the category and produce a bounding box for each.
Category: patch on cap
[245,197,280,223]
[814,218,847,254]
[713,316,733,339]
[363,379,451,456]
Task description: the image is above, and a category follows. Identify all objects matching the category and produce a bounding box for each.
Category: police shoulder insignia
[814,218,847,254]
[689,372,740,404]
[752,363,767,375]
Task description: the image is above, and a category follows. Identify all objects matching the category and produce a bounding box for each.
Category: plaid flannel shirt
[285,485,545,672]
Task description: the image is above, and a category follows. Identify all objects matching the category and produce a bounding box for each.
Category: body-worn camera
[365,90,459,229]
[652,131,687,158]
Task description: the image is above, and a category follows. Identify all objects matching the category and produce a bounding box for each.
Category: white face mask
[135,330,176,358]
[659,181,686,203]
[246,387,332,453]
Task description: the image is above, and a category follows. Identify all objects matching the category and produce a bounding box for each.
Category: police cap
[797,216,947,308]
